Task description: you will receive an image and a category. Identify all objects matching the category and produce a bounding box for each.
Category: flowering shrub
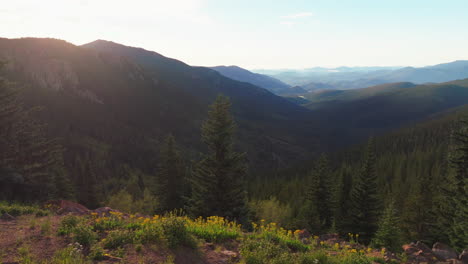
[186,216,242,242]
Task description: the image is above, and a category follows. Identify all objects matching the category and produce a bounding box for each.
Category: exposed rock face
[433,242,459,261]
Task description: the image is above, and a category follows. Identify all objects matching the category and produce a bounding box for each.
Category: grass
[40,217,52,236]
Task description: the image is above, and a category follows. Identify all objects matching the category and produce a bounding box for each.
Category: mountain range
[1,37,468,174]
[251,61,468,91]
[0,38,317,172]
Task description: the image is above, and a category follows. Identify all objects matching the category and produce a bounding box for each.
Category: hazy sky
[2,0,468,69]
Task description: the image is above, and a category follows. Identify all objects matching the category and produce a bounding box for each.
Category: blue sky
[1,0,468,69]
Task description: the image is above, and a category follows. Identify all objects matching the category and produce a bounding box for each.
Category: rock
[0,213,15,221]
[220,250,238,260]
[403,242,439,263]
[417,241,433,253]
[403,243,421,255]
[460,249,468,264]
[433,242,458,261]
[45,200,89,215]
[93,207,124,217]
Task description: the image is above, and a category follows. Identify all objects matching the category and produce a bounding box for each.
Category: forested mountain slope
[305,79,468,149]
[0,37,318,190]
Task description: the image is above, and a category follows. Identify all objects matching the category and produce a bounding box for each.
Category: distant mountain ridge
[210,65,290,94]
[255,61,468,91]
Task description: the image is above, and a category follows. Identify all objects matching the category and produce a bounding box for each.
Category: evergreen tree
[433,118,468,251]
[157,134,185,212]
[76,155,100,208]
[372,201,403,252]
[300,154,333,233]
[0,61,67,201]
[188,95,249,223]
[349,137,381,243]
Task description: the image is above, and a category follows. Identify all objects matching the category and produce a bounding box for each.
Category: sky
[1,0,468,69]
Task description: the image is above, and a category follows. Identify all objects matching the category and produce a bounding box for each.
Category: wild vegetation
[0,202,393,264]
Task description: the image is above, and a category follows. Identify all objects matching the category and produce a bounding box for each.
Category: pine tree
[76,155,100,208]
[301,154,333,233]
[433,118,468,251]
[188,95,249,223]
[157,134,185,212]
[349,137,381,243]
[0,61,67,201]
[372,201,403,252]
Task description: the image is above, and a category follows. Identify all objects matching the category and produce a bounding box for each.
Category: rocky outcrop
[44,200,90,215]
[433,242,458,261]
[402,241,464,264]
[403,241,438,263]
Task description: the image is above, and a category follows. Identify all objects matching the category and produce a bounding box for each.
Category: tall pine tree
[433,118,468,251]
[349,137,381,243]
[156,134,185,212]
[300,154,333,233]
[189,95,249,223]
[372,201,403,252]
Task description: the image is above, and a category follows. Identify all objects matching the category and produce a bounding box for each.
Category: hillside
[301,79,468,148]
[81,40,319,165]
[295,82,416,108]
[210,65,291,94]
[0,37,318,176]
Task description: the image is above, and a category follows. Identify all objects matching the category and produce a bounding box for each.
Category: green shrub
[92,215,124,232]
[299,250,331,264]
[58,215,81,236]
[103,230,135,249]
[72,224,97,247]
[161,217,196,249]
[52,245,90,264]
[89,244,105,260]
[186,216,242,243]
[134,223,164,244]
[240,237,291,264]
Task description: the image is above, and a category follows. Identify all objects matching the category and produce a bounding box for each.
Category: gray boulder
[433,242,458,261]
